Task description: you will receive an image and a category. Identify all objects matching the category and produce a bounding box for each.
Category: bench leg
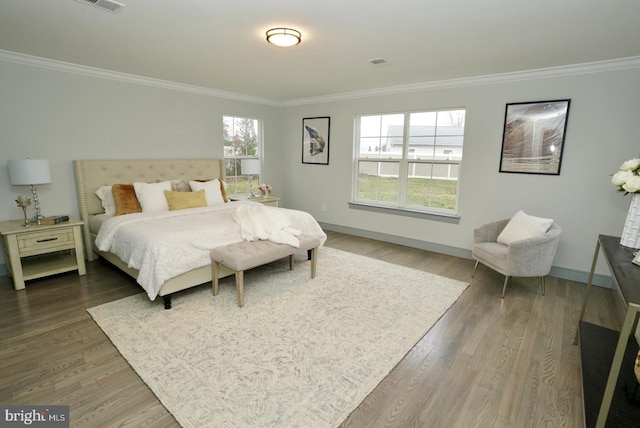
[310,247,317,278]
[235,270,245,307]
[212,261,220,296]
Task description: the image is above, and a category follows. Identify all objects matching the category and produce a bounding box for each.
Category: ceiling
[1,0,639,102]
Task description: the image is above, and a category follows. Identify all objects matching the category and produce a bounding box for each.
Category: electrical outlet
[322,204,327,212]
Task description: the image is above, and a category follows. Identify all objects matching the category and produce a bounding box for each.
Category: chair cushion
[497,210,553,245]
[472,242,509,272]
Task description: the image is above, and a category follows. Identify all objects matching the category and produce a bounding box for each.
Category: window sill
[348,202,460,224]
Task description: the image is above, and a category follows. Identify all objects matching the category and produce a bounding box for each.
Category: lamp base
[30,184,44,224]
[248,175,257,198]
[20,206,30,227]
[29,215,44,225]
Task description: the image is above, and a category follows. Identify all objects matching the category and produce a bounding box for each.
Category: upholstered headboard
[73,159,225,260]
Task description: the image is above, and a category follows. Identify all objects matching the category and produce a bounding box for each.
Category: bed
[73,159,326,308]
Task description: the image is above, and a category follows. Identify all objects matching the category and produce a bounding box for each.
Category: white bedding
[89,213,112,234]
[232,204,302,247]
[95,201,327,300]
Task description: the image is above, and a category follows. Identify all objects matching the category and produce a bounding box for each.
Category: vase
[620,193,640,248]
[261,190,270,198]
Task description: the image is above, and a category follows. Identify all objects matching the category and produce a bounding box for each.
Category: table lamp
[8,159,52,224]
[240,159,261,198]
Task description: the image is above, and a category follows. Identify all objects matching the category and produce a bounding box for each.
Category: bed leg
[163,295,172,310]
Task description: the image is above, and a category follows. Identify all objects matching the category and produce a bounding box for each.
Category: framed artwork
[499,99,571,175]
[302,116,330,165]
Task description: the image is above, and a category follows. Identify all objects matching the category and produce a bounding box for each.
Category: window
[223,115,262,195]
[353,108,465,215]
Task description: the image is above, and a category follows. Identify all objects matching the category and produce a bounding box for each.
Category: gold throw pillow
[164,190,208,211]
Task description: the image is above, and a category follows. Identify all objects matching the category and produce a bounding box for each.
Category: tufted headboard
[73,159,225,260]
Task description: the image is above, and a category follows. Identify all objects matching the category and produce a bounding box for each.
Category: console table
[576,234,640,427]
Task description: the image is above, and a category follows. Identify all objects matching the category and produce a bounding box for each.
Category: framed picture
[499,99,571,175]
[302,117,330,165]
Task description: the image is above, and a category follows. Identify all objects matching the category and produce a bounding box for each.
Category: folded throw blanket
[232,204,302,247]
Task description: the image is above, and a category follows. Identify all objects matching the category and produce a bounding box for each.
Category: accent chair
[471,212,561,298]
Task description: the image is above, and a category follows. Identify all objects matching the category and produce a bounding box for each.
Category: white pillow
[95,185,116,216]
[133,181,172,213]
[497,210,553,245]
[189,179,225,206]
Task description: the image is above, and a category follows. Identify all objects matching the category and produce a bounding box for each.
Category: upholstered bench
[210,235,322,307]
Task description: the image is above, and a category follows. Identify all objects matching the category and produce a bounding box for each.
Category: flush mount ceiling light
[266,28,301,47]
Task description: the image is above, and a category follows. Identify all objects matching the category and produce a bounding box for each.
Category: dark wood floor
[0,231,620,427]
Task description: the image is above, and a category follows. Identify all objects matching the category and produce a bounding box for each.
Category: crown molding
[282,56,640,106]
[0,50,280,107]
[2,49,639,108]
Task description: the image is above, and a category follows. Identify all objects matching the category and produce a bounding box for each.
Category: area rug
[88,247,468,428]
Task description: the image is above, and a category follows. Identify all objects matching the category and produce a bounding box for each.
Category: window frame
[352,108,465,218]
[222,115,263,196]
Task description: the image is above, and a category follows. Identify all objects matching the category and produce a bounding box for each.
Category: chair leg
[472,260,479,277]
[541,276,546,296]
[501,276,510,298]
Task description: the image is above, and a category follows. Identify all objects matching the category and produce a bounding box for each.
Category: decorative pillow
[497,210,554,245]
[112,184,142,216]
[95,185,116,216]
[170,180,191,192]
[164,190,207,211]
[189,179,226,206]
[192,178,228,203]
[133,181,172,213]
[219,179,228,203]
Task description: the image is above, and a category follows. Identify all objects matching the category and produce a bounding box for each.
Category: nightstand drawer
[17,228,75,256]
[260,199,279,207]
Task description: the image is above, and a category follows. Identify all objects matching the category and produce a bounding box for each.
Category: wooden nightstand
[229,195,280,207]
[0,216,86,290]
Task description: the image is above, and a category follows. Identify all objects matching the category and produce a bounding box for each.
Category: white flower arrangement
[612,158,640,194]
[258,183,272,192]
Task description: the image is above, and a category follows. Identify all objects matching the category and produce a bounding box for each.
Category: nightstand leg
[4,235,25,290]
[72,225,86,275]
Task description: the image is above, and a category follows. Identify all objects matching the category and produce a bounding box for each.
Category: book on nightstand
[39,215,70,225]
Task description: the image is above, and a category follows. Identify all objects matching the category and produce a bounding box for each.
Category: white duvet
[232,204,302,247]
[95,201,327,300]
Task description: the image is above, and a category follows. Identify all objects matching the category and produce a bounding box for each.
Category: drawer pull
[37,237,59,243]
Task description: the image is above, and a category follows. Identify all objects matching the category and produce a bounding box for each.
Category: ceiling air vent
[73,0,125,14]
[368,58,387,65]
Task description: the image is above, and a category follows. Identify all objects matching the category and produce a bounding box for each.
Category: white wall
[0,59,283,221]
[279,66,640,281]
[1,55,639,283]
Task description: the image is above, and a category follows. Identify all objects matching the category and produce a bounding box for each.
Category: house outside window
[223,115,262,195]
[353,108,465,215]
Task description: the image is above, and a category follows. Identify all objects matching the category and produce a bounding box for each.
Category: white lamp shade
[8,159,52,185]
[241,159,261,175]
